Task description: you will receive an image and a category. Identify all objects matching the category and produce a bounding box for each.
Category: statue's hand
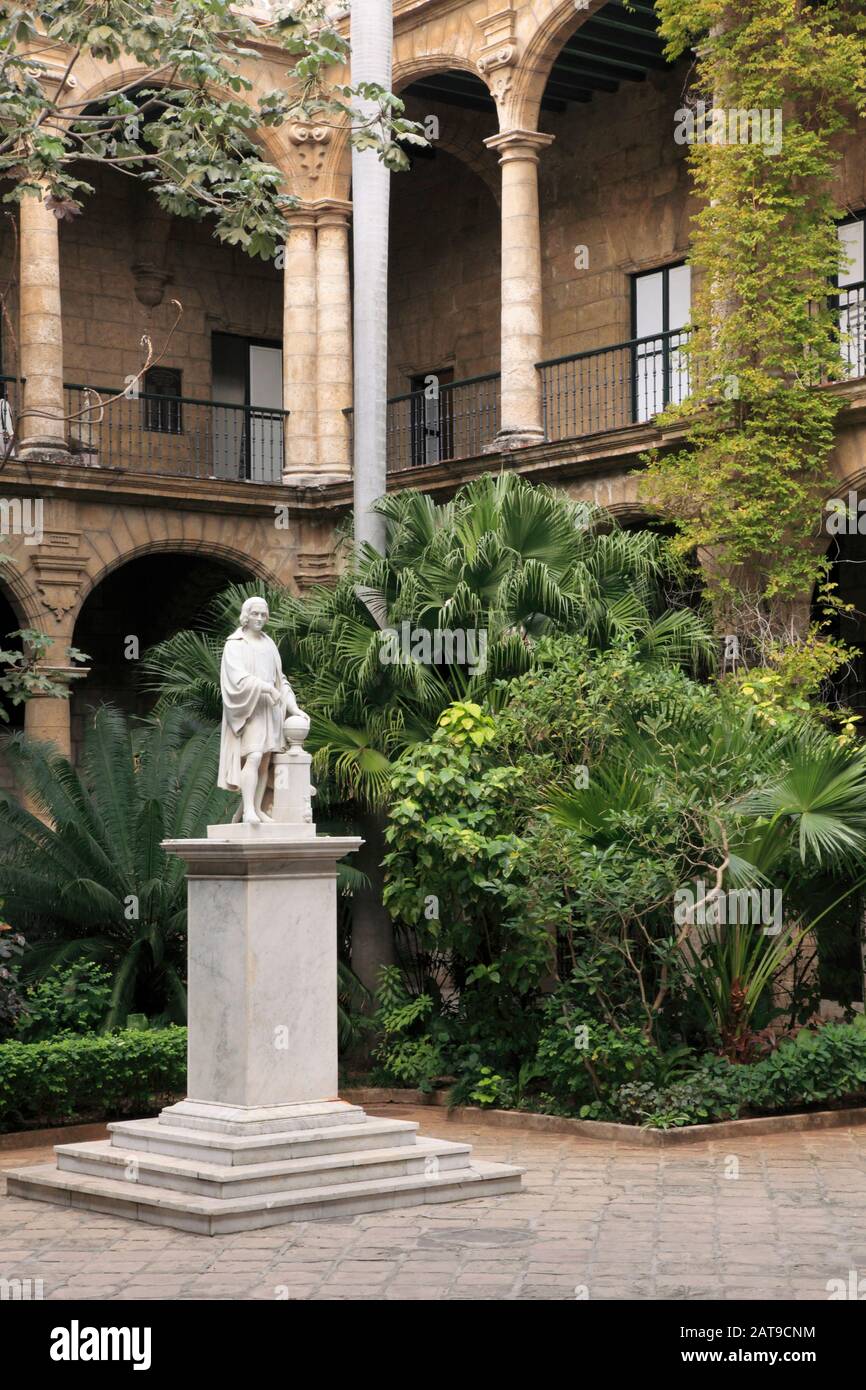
[263,684,281,707]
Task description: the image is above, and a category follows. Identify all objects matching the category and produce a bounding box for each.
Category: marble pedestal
[8,792,522,1232]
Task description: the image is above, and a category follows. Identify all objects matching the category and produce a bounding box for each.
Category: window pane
[839,221,864,287]
[668,264,692,330]
[634,271,664,337]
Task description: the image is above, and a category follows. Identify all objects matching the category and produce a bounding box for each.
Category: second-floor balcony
[0,376,287,485]
[3,278,863,486]
[65,384,287,484]
[377,280,866,475]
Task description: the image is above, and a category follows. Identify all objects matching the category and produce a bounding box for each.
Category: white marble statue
[218,596,306,824]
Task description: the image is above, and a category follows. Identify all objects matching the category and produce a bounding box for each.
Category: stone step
[156,1099,368,1136]
[7,1159,525,1235]
[55,1135,472,1199]
[108,1115,420,1166]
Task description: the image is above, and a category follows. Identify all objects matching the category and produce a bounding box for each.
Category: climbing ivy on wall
[640,0,866,630]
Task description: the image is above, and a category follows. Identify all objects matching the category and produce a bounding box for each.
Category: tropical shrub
[382,703,550,1001]
[377,634,866,1092]
[0,925,25,1040]
[531,643,866,1052]
[0,1026,187,1132]
[15,962,113,1043]
[616,1018,866,1128]
[532,995,658,1119]
[370,966,445,1092]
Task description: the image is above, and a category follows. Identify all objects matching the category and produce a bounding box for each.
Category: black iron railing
[839,280,866,380]
[539,329,691,442]
[348,372,501,474]
[64,384,287,483]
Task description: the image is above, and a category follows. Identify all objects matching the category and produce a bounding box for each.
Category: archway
[385,72,502,470]
[510,0,670,133]
[519,0,688,430]
[817,529,866,719]
[57,158,284,476]
[804,534,866,1010]
[0,583,25,721]
[0,582,27,794]
[70,551,250,761]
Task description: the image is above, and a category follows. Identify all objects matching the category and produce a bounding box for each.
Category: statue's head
[239,597,269,632]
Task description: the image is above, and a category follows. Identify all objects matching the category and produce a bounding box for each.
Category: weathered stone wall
[387,145,501,395]
[57,165,282,400]
[538,61,695,361]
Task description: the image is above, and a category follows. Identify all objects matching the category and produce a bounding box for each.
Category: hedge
[0,1026,187,1133]
[615,1019,866,1128]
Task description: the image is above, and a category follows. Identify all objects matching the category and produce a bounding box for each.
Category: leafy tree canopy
[1,1,423,257]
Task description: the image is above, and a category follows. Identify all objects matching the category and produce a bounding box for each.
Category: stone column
[18,189,69,457]
[314,199,353,480]
[22,623,88,759]
[483,128,554,450]
[282,204,319,481]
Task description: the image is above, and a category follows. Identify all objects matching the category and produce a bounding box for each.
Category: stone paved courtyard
[1,1106,864,1301]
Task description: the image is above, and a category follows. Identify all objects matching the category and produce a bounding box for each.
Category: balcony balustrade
[3,291,865,484]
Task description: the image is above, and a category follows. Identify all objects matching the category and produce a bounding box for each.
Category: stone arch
[0,559,41,632]
[606,500,662,526]
[68,541,266,758]
[393,52,487,96]
[71,65,296,182]
[829,425,866,501]
[399,93,501,205]
[320,50,498,203]
[507,0,609,132]
[74,535,279,619]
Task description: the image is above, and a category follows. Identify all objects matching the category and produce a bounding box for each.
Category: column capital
[483,129,555,163]
[310,198,353,229]
[282,201,318,231]
[25,663,90,695]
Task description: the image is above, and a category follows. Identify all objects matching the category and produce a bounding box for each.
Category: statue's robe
[218,628,296,793]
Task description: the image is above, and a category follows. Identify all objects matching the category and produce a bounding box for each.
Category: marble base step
[55,1135,473,1199]
[107,1115,420,1166]
[156,1099,368,1136]
[6,1099,524,1233]
[7,1157,524,1235]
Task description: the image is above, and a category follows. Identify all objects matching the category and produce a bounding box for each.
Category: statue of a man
[218,596,305,824]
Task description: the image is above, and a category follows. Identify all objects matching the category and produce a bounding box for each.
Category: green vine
[640,0,866,630]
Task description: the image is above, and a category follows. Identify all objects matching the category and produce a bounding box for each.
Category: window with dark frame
[837,213,865,380]
[631,262,691,423]
[143,366,183,434]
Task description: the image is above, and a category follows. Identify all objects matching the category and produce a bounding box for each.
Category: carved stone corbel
[476,7,519,109]
[30,532,89,624]
[289,122,332,181]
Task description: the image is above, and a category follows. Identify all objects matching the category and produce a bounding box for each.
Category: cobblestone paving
[1,1106,865,1300]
